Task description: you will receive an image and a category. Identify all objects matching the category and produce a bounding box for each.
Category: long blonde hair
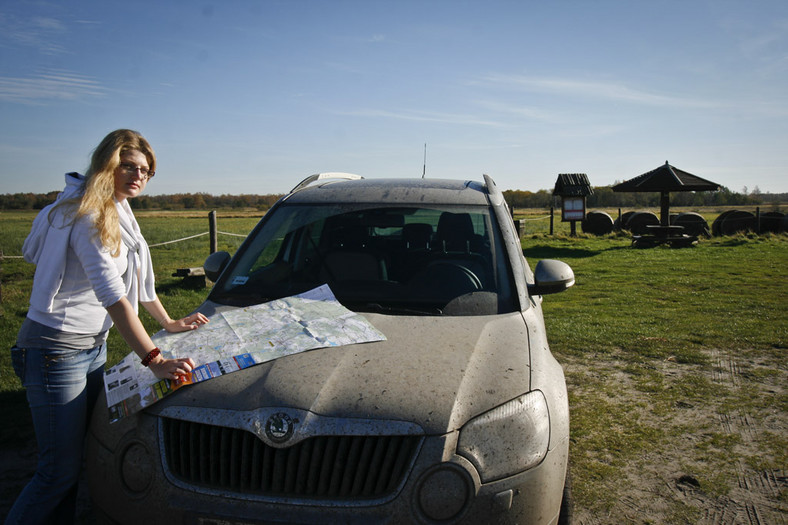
[54,129,156,256]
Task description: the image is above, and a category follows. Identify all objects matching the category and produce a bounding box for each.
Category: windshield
[209,203,517,315]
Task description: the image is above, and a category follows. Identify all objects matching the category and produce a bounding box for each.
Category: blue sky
[1,0,787,196]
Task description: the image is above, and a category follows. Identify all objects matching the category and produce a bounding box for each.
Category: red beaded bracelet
[141,348,161,367]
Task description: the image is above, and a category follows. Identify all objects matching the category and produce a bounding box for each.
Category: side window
[249,236,285,273]
[249,218,326,274]
[294,218,327,273]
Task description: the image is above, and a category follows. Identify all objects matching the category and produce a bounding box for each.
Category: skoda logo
[265,412,296,443]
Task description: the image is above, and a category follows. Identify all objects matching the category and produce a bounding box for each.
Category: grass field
[525,231,787,521]
[1,208,786,522]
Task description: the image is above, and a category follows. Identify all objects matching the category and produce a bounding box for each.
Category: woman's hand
[148,355,197,380]
[163,312,210,333]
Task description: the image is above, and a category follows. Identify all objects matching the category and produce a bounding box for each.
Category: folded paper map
[103,285,385,422]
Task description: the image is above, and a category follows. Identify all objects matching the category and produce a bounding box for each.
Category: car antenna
[422,143,427,178]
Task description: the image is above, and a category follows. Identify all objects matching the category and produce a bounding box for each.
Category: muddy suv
[87,173,575,524]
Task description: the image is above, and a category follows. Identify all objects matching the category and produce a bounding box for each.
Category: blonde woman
[8,129,208,524]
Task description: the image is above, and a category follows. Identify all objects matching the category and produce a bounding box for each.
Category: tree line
[0,186,784,211]
[501,186,786,209]
[0,192,284,210]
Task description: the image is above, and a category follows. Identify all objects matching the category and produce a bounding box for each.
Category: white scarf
[117,199,156,311]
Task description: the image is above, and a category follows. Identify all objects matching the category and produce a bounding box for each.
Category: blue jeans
[6,343,106,525]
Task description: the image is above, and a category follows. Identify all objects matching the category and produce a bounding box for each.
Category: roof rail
[289,172,364,193]
[483,173,503,205]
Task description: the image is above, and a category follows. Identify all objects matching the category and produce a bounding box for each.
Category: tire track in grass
[710,348,787,525]
[551,347,785,524]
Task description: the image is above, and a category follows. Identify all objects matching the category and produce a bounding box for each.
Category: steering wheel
[423,260,482,291]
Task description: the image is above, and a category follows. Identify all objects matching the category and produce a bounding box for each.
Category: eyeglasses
[119,163,155,180]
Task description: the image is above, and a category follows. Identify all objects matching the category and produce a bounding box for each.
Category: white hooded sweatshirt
[23,173,156,334]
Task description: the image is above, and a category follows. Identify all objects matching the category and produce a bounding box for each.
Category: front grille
[161,417,421,500]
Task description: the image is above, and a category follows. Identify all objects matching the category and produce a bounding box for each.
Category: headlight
[457,390,550,482]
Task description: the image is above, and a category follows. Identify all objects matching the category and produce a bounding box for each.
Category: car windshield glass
[209,203,517,315]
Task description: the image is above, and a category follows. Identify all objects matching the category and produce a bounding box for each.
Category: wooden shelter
[613,161,720,246]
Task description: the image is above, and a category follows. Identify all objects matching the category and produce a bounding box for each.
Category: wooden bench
[172,267,207,288]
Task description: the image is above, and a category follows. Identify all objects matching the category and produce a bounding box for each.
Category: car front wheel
[558,467,573,525]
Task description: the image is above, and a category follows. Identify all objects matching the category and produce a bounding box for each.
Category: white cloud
[334,108,509,128]
[0,11,69,55]
[476,99,561,123]
[0,69,106,104]
[31,16,66,31]
[480,74,720,109]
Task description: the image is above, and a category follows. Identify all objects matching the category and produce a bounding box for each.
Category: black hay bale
[760,211,785,233]
[582,211,615,235]
[626,211,660,235]
[711,210,734,236]
[712,210,756,236]
[673,212,710,238]
[614,211,637,230]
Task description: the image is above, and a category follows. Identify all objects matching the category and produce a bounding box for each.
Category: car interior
[213,205,517,315]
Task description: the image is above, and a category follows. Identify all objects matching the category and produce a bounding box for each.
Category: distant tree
[192,193,207,209]
[0,188,781,211]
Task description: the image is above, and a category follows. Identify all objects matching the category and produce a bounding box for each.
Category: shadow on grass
[0,389,34,447]
[523,244,629,259]
[710,238,752,247]
[155,276,210,295]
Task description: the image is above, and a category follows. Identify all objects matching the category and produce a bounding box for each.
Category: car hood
[148,308,531,435]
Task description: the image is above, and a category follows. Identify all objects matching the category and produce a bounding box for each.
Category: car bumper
[87,413,568,525]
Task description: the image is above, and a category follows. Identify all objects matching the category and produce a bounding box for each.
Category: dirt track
[564,347,787,525]
[2,347,786,524]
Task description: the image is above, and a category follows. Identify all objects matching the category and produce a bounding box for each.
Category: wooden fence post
[209,210,217,254]
[549,207,554,235]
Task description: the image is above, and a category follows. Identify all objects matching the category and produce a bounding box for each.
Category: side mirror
[203,251,231,282]
[527,259,575,296]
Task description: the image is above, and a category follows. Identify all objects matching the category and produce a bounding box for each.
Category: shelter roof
[553,173,593,196]
[612,161,720,193]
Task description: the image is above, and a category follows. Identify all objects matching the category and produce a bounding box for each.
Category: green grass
[0,210,262,445]
[529,232,787,361]
[1,209,787,520]
[1,210,786,396]
[524,230,787,518]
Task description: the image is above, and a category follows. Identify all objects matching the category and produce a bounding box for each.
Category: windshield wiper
[211,292,271,307]
[361,303,443,316]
